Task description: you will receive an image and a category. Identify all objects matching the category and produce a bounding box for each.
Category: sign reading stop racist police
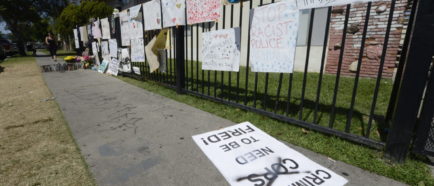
[192,122,348,186]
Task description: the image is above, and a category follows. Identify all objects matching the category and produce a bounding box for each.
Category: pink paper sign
[186,0,221,25]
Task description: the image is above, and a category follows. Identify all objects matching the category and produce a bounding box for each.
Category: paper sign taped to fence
[143,0,163,31]
[101,18,111,39]
[249,0,299,73]
[101,41,110,60]
[92,42,100,65]
[107,58,121,76]
[109,39,118,58]
[98,59,109,73]
[145,37,160,72]
[130,19,144,39]
[92,20,102,39]
[201,28,240,72]
[296,0,378,10]
[73,29,80,49]
[192,122,348,186]
[161,0,186,27]
[186,0,221,25]
[79,26,88,43]
[131,38,145,62]
[133,66,141,75]
[120,11,131,46]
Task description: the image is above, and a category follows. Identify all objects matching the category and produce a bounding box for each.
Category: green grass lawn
[117,71,432,185]
[133,60,393,142]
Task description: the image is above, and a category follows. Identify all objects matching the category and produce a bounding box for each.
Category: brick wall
[325,0,410,78]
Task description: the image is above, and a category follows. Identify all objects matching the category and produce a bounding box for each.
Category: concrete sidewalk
[35,56,406,186]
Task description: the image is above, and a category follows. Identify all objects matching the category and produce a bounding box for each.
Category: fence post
[175,26,185,94]
[385,0,434,162]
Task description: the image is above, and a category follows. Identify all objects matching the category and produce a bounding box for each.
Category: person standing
[45,32,57,61]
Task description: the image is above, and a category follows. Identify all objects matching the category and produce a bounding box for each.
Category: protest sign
[121,48,130,61]
[101,18,111,39]
[249,0,299,73]
[79,26,88,43]
[98,59,109,73]
[192,122,348,186]
[120,11,131,46]
[91,42,100,65]
[201,28,240,72]
[131,38,145,62]
[92,19,102,39]
[101,41,110,61]
[133,66,141,75]
[161,0,186,27]
[73,29,80,49]
[143,0,163,31]
[130,20,144,39]
[107,58,121,76]
[186,0,221,25]
[296,0,378,10]
[129,4,142,19]
[109,39,118,58]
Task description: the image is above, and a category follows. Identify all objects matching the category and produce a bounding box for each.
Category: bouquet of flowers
[81,56,94,69]
[64,56,76,63]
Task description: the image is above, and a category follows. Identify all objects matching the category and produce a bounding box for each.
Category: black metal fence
[85,0,434,161]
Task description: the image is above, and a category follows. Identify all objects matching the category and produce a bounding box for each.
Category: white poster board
[296,0,377,10]
[79,26,88,43]
[73,29,80,49]
[145,37,160,72]
[92,42,100,65]
[143,0,163,31]
[192,122,348,186]
[131,38,145,62]
[129,4,142,19]
[98,59,109,73]
[101,41,110,60]
[101,18,111,39]
[130,20,144,39]
[161,0,186,27]
[133,66,141,75]
[120,11,131,46]
[201,28,240,72]
[121,48,130,61]
[186,0,221,25]
[92,19,102,39]
[249,1,299,73]
[107,58,121,76]
[109,39,118,58]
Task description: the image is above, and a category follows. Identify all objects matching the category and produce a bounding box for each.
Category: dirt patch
[0,57,94,185]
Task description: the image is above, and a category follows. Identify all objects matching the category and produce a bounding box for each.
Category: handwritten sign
[161,0,186,27]
[192,122,348,186]
[296,0,377,9]
[73,29,80,49]
[121,48,130,61]
[131,38,145,62]
[98,59,109,73]
[101,41,110,60]
[92,19,102,39]
[249,1,299,73]
[107,58,121,76]
[130,20,144,39]
[186,0,221,25]
[201,28,240,72]
[133,66,141,75]
[79,26,88,43]
[143,0,163,30]
[109,39,118,58]
[91,42,100,65]
[120,11,131,46]
[101,18,111,39]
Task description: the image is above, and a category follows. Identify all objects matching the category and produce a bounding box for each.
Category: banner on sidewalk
[249,0,299,73]
[296,0,379,10]
[186,0,221,25]
[201,28,240,72]
[143,0,163,31]
[161,0,186,27]
[192,122,348,186]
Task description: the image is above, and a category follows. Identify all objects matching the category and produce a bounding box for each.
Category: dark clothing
[47,37,57,57]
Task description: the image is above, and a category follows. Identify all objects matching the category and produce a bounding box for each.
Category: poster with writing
[296,0,377,9]
[143,0,163,31]
[91,42,100,65]
[107,58,121,76]
[129,4,142,19]
[79,26,88,43]
[249,1,299,73]
[201,28,240,72]
[98,59,109,73]
[130,20,144,39]
[186,0,221,25]
[131,38,145,62]
[109,39,118,58]
[120,11,131,46]
[121,48,130,61]
[101,41,110,60]
[92,19,102,39]
[161,0,186,27]
[192,122,348,186]
[73,29,80,49]
[101,18,111,39]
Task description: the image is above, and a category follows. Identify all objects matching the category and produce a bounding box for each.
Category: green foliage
[54,0,113,37]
